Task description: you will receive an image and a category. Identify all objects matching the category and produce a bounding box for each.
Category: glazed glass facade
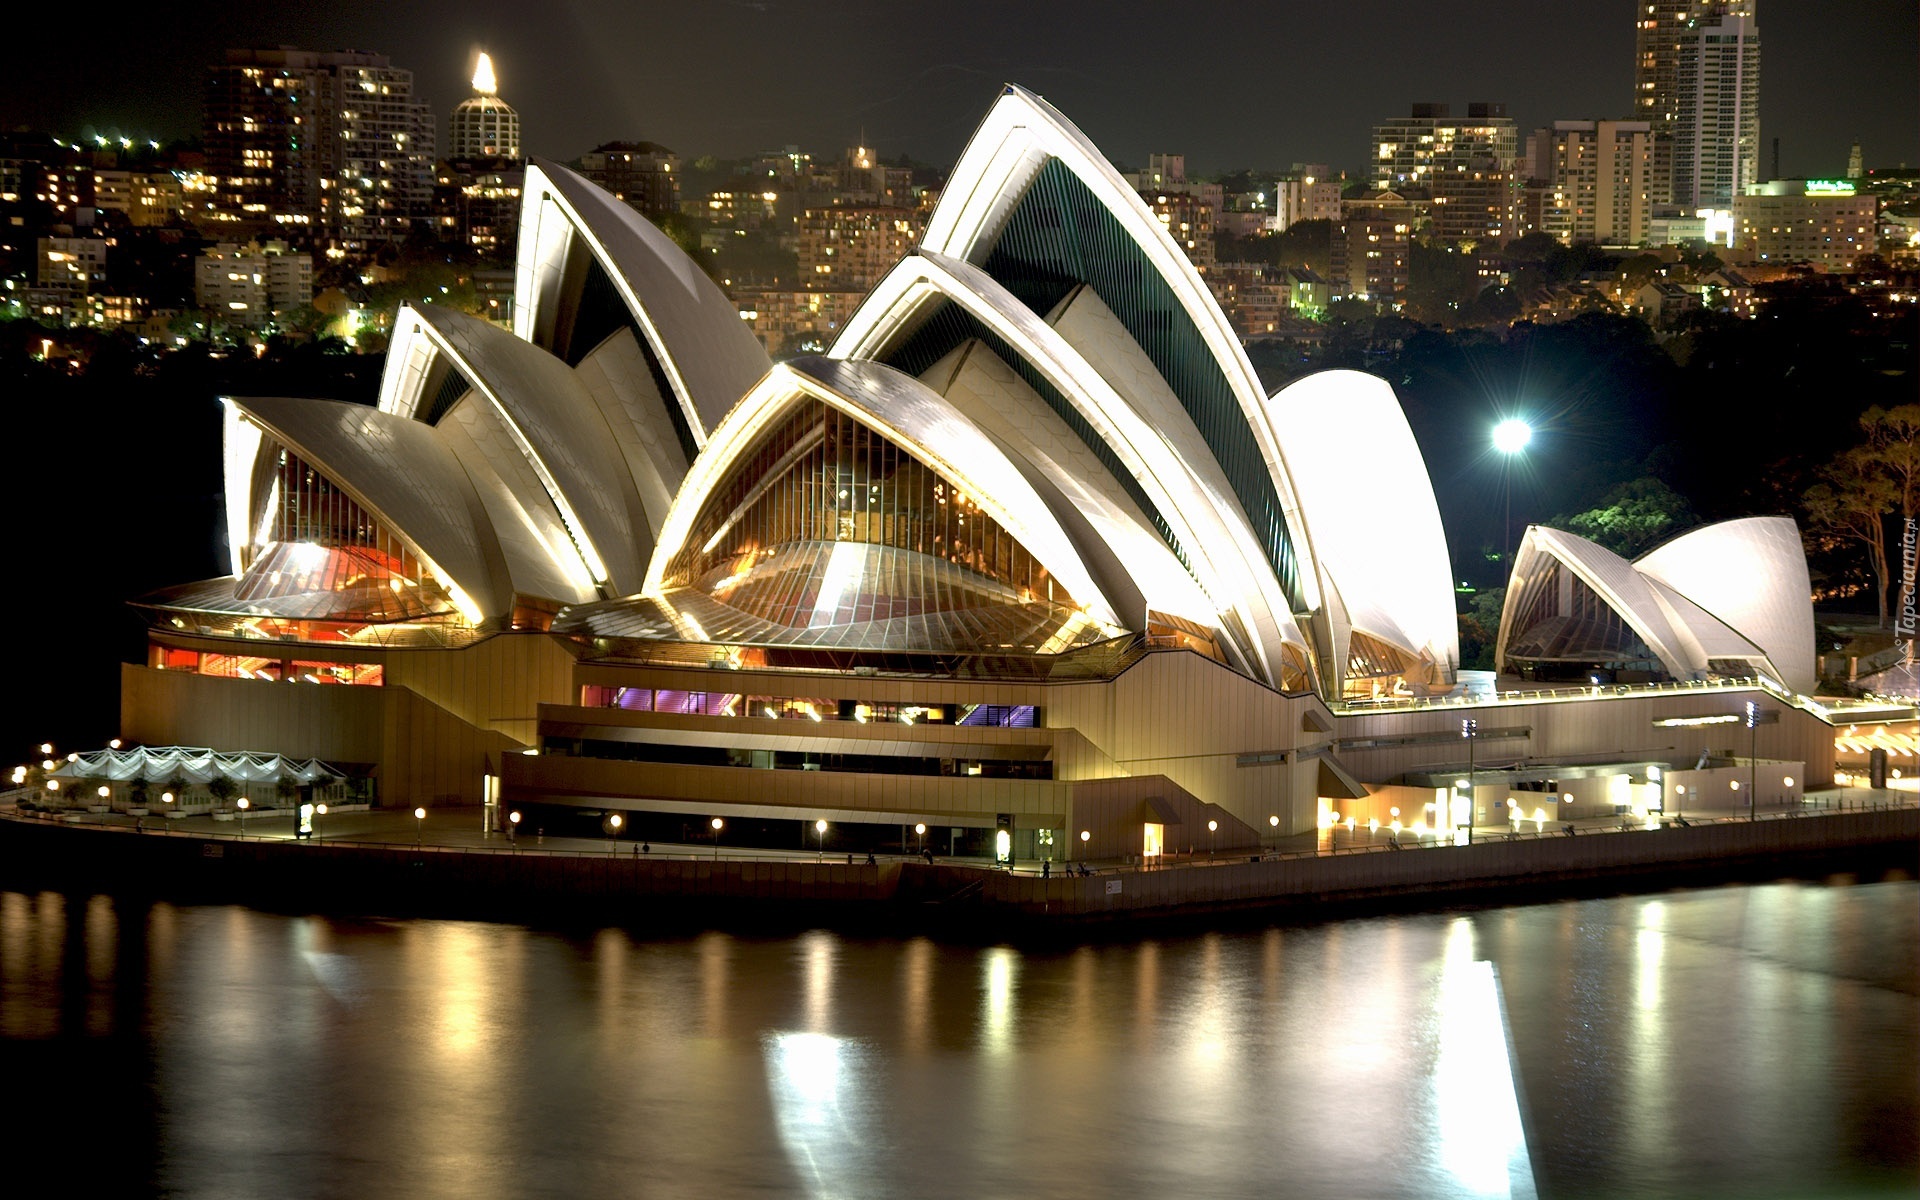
[979,157,1304,610]
[152,646,385,686]
[579,685,1040,728]
[419,362,472,425]
[1342,630,1416,700]
[1501,557,1664,678]
[235,445,460,624]
[658,398,1105,653]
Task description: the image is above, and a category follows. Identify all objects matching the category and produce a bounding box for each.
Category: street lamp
[414,805,426,845]
[1207,818,1218,857]
[815,818,827,859]
[1745,700,1759,821]
[507,809,520,848]
[236,795,249,835]
[711,816,724,861]
[1492,418,1532,566]
[915,822,927,856]
[1461,718,1478,845]
[605,812,623,854]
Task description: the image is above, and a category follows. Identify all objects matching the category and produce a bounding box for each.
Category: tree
[1457,586,1506,671]
[1272,220,1334,276]
[206,774,237,809]
[1801,406,1920,628]
[1503,232,1558,265]
[1676,244,1723,277]
[1858,405,1920,522]
[651,211,707,272]
[1552,478,1696,558]
[1466,283,1521,325]
[1619,254,1664,292]
[1406,240,1480,326]
[1803,450,1895,627]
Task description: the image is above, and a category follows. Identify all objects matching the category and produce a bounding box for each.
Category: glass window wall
[149,645,384,686]
[233,444,463,626]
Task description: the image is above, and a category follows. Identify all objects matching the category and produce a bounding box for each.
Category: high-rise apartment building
[1145,191,1216,269]
[1524,120,1654,246]
[798,203,920,290]
[1372,103,1519,190]
[1671,11,1761,211]
[1333,192,1418,306]
[577,142,680,220]
[1371,103,1520,243]
[195,240,315,327]
[1274,165,1341,231]
[204,48,435,250]
[1633,1,1759,204]
[1125,154,1225,258]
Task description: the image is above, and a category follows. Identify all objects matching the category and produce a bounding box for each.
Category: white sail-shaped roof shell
[514,159,769,443]
[831,250,1304,686]
[1266,369,1460,694]
[1496,523,1806,689]
[189,83,1510,705]
[1636,517,1817,694]
[229,397,508,623]
[220,399,266,579]
[915,339,1233,661]
[374,304,656,596]
[644,357,1121,631]
[916,84,1323,619]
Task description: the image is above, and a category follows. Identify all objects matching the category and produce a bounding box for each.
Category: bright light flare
[472,52,498,94]
[1492,418,1533,455]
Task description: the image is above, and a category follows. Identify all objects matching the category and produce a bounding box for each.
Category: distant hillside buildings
[203,48,436,250]
[0,17,1908,344]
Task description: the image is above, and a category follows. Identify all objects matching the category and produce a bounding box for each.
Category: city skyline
[4,0,1913,180]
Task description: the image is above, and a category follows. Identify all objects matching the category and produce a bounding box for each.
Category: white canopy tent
[49,746,346,787]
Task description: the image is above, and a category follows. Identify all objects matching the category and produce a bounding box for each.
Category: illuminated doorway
[1143,822,1164,862]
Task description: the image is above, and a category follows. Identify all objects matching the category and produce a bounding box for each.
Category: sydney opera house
[120,86,1842,860]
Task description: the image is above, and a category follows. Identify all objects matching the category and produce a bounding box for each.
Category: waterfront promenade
[2,789,1913,929]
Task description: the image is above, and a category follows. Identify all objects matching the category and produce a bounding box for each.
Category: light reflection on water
[0,881,1913,1199]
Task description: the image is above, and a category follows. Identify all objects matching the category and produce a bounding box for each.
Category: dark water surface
[1,880,1913,1199]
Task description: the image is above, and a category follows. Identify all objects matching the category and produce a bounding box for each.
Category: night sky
[5,1,1915,178]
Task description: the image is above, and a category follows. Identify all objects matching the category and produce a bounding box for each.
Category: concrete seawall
[1,809,1913,930]
[962,809,1919,921]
